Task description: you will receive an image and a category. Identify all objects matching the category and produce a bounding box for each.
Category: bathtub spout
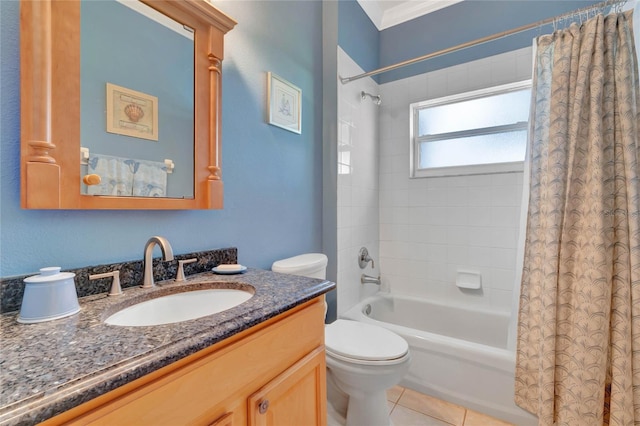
[361,274,381,285]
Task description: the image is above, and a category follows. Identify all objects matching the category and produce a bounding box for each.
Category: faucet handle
[358,247,375,269]
[176,258,197,282]
[89,270,122,296]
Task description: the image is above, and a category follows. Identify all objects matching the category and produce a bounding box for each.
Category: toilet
[272,253,411,426]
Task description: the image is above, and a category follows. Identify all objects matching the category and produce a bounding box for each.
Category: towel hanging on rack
[87,154,135,196]
[132,159,167,197]
[86,154,168,197]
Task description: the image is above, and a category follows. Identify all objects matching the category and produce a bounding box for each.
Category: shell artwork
[124,103,144,122]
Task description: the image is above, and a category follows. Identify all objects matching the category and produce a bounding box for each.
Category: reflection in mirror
[80,0,194,199]
[20,0,235,209]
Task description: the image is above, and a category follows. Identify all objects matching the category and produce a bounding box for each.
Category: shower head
[361,91,382,106]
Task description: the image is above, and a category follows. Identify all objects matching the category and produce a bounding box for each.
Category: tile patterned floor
[387,386,514,426]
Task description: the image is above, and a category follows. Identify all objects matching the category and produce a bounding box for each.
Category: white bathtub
[341,293,536,425]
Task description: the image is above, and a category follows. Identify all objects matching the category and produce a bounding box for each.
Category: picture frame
[106,82,159,141]
[267,72,301,134]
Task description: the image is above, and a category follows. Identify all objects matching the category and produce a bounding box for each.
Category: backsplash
[0,247,237,314]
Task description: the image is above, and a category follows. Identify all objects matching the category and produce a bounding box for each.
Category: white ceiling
[356,0,464,30]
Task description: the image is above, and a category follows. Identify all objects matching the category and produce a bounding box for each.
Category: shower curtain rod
[339,0,626,84]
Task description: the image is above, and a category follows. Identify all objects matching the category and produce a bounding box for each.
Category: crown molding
[357,0,464,31]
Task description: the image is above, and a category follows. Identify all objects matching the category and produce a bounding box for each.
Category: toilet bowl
[325,319,410,426]
[272,253,411,426]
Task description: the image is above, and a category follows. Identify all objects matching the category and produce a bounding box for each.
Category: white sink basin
[105,289,253,327]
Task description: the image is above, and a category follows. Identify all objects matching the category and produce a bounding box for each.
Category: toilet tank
[271,253,328,279]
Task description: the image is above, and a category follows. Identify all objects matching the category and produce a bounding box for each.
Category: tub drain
[363,304,372,315]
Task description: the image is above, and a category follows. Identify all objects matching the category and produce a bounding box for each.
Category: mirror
[20,0,236,209]
[80,1,194,199]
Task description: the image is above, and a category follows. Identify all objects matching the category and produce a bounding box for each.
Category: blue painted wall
[378,0,603,83]
[0,0,323,277]
[338,0,380,82]
[0,0,612,277]
[336,0,603,84]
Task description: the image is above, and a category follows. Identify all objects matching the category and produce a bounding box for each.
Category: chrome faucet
[142,236,174,288]
[361,274,381,285]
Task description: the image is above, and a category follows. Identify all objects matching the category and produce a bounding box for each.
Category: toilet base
[345,390,391,426]
[327,400,346,426]
[327,367,396,426]
[326,393,393,426]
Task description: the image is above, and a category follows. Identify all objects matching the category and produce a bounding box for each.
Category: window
[410,80,531,177]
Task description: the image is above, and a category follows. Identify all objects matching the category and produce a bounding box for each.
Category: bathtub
[341,293,536,425]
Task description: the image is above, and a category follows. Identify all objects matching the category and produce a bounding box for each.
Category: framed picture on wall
[267,72,302,134]
[106,83,159,141]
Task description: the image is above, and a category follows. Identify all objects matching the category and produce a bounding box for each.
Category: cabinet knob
[258,399,269,414]
[83,174,101,185]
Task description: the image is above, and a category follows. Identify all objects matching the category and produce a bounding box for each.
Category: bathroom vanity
[44,298,325,425]
[0,269,334,425]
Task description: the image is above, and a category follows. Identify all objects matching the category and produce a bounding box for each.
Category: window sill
[411,161,524,178]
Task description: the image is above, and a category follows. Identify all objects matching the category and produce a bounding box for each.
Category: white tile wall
[337,47,381,316]
[337,46,531,314]
[378,47,532,312]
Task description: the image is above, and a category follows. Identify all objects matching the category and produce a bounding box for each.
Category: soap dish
[212,264,247,275]
[456,270,482,290]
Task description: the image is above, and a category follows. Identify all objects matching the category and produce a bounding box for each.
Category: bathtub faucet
[361,274,381,285]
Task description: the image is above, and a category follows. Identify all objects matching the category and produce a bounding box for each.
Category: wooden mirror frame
[20,0,236,209]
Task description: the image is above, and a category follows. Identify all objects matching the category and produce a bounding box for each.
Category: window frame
[409,80,532,178]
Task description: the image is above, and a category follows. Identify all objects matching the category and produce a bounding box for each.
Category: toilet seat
[325,320,409,365]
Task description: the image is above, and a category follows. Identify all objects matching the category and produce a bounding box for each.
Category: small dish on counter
[212,264,247,275]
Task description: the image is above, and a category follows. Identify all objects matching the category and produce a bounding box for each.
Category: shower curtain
[515,10,640,426]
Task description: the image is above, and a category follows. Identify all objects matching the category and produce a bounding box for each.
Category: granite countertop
[0,269,335,425]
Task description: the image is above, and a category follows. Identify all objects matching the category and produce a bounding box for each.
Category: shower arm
[361,91,382,105]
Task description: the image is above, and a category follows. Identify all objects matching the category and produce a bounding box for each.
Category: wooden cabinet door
[209,412,234,426]
[248,347,326,426]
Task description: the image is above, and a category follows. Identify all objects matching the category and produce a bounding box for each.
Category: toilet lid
[271,253,328,274]
[325,320,409,362]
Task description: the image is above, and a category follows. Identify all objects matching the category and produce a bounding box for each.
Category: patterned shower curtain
[515,10,640,426]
